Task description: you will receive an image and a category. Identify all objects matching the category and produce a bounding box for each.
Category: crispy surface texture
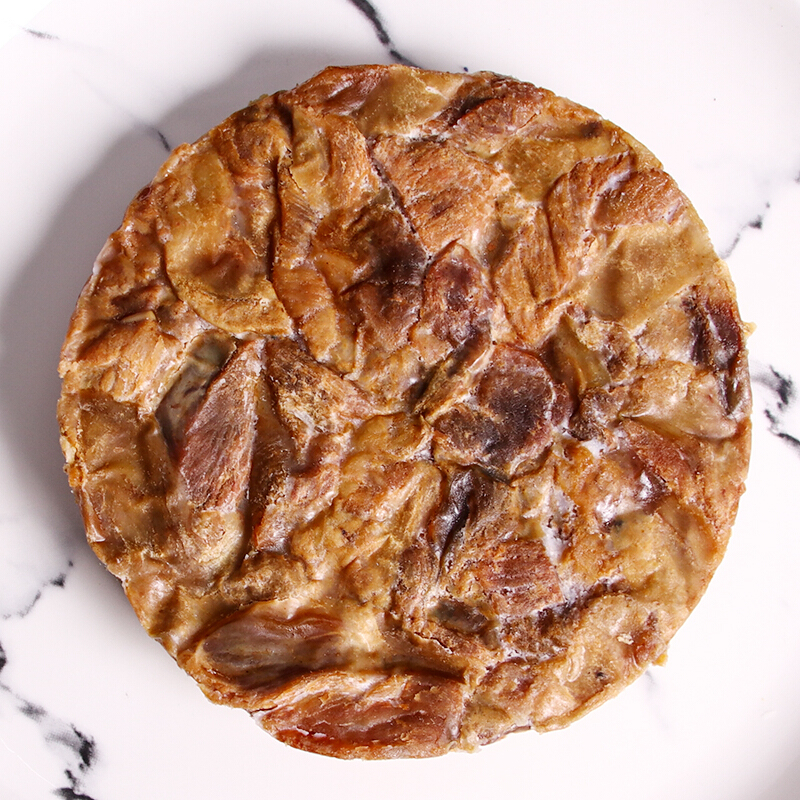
[58,65,751,758]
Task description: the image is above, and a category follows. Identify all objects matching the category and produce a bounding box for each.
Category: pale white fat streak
[596,467,658,525]
[579,436,608,459]
[523,481,573,567]
[262,580,331,618]
[340,605,386,665]
[541,524,567,565]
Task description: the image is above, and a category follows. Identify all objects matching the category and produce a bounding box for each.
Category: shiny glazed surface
[58,66,751,758]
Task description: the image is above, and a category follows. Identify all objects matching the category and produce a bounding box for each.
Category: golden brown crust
[58,65,751,758]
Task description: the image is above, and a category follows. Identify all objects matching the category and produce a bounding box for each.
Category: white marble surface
[1,0,800,797]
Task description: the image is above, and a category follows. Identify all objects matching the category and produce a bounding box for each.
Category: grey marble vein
[0,641,100,800]
[752,364,800,456]
[19,24,172,155]
[1,560,74,621]
[641,668,670,732]
[720,206,769,260]
[75,72,174,154]
[0,683,97,800]
[151,126,172,153]
[23,28,59,41]
[347,0,417,66]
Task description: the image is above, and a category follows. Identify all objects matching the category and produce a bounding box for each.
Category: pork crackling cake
[58,64,752,758]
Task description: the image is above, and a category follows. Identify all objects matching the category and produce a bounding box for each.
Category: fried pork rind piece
[58,65,751,759]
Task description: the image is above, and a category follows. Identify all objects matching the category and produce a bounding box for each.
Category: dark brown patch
[196,606,344,693]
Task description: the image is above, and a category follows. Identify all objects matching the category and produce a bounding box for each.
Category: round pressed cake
[58,65,751,758]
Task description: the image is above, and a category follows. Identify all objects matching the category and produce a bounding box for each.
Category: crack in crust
[57,65,752,759]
